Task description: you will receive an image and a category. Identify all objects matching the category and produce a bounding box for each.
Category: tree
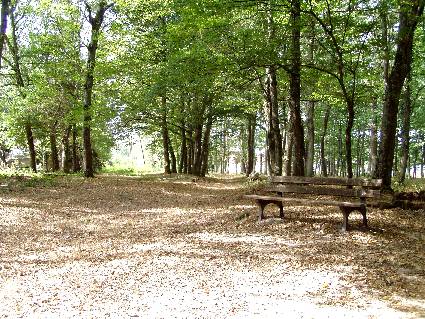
[376,0,425,189]
[82,1,113,177]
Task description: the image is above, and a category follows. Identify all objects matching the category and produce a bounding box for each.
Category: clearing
[0,175,424,318]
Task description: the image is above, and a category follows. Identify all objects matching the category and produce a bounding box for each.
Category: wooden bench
[245,176,382,231]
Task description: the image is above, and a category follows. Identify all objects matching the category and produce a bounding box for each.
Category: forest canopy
[0,0,424,189]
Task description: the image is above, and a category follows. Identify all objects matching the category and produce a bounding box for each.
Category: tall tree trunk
[421,138,425,178]
[179,124,187,174]
[83,1,113,178]
[10,7,37,172]
[187,129,193,174]
[169,140,177,174]
[200,117,213,177]
[161,98,171,174]
[369,99,378,176]
[289,0,305,176]
[72,125,81,172]
[398,74,412,183]
[320,105,331,177]
[337,124,343,176]
[25,122,37,172]
[376,1,424,189]
[284,128,294,176]
[305,100,315,176]
[193,123,203,176]
[49,125,60,172]
[265,66,283,176]
[263,6,283,176]
[344,97,355,178]
[246,114,256,176]
[0,0,9,68]
[62,125,71,174]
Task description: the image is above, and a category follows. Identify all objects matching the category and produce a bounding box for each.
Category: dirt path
[0,175,424,318]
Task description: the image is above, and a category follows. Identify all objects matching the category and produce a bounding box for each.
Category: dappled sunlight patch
[1,175,424,318]
[188,231,300,247]
[0,205,42,227]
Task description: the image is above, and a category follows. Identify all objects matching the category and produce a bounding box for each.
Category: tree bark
[193,123,203,176]
[263,6,283,176]
[161,97,171,175]
[320,105,331,177]
[178,100,188,174]
[24,122,37,172]
[200,116,213,177]
[289,0,305,176]
[62,125,72,174]
[246,114,256,176]
[265,66,283,176]
[376,1,424,189]
[72,125,81,172]
[179,124,187,174]
[169,140,177,174]
[0,0,9,68]
[83,1,113,178]
[10,8,37,172]
[421,137,425,178]
[369,99,378,176]
[49,125,60,172]
[337,124,344,176]
[398,75,412,183]
[305,100,315,176]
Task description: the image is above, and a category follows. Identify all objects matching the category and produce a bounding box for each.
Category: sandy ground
[0,175,424,318]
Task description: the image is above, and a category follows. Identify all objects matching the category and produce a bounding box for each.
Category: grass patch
[393,178,425,193]
[0,171,72,190]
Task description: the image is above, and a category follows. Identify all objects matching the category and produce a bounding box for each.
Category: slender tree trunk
[246,114,256,176]
[284,127,294,176]
[263,6,283,176]
[72,125,81,172]
[0,0,9,68]
[62,125,71,174]
[187,129,194,174]
[265,66,283,176]
[369,99,378,176]
[337,124,343,176]
[320,105,331,177]
[376,1,424,189]
[200,117,213,177]
[398,75,412,183]
[193,123,203,176]
[49,125,60,172]
[179,124,187,174]
[169,140,177,174]
[25,122,37,172]
[344,97,355,178]
[421,139,424,178]
[83,1,112,178]
[161,98,171,174]
[10,7,37,172]
[305,100,315,176]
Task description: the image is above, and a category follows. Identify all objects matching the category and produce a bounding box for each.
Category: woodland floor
[0,174,424,318]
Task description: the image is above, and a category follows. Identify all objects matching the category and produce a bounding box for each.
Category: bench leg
[340,207,351,232]
[256,200,267,221]
[359,206,367,228]
[340,206,368,231]
[279,203,284,219]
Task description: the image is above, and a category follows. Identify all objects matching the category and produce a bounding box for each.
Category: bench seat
[245,176,382,231]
